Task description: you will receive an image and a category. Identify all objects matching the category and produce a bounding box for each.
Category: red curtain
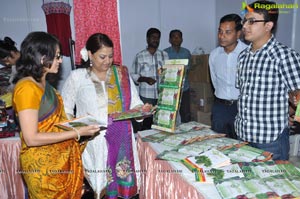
[42,2,72,56]
[73,0,122,65]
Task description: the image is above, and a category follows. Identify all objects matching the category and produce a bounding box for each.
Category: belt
[215,97,237,106]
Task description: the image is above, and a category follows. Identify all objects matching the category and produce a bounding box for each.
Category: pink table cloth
[137,134,205,199]
[0,137,26,199]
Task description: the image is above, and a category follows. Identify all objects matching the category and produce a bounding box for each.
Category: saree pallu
[105,66,138,199]
[13,80,84,199]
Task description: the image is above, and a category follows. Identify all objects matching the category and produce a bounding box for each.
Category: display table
[137,128,300,199]
[137,129,221,199]
[0,137,26,199]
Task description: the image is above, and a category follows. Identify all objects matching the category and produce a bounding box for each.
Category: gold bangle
[72,127,80,141]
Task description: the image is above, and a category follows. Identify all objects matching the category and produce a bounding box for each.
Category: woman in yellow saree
[12,31,100,199]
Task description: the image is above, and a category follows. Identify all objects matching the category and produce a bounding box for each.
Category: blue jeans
[245,127,290,161]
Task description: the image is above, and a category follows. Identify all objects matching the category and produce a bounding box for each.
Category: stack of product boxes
[188,54,214,125]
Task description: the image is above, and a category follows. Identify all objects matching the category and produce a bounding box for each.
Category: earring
[90,60,93,67]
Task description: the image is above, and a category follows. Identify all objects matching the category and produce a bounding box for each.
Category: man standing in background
[131,27,169,130]
[164,29,192,123]
[209,14,247,138]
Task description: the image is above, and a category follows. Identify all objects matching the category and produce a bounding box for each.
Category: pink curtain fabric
[73,0,122,65]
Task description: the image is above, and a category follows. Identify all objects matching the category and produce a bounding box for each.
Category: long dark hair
[81,33,113,68]
[14,31,61,83]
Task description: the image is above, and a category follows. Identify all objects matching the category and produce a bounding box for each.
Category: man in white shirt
[209,14,247,138]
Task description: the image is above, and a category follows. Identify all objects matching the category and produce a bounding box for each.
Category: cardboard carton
[197,111,211,126]
[189,54,210,83]
[190,82,214,113]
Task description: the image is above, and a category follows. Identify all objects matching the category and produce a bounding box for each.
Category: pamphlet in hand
[55,115,106,142]
[111,107,155,121]
[55,115,106,131]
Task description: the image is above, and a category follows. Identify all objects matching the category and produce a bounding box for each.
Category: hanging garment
[42,1,72,56]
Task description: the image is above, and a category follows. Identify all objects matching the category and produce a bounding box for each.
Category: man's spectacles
[55,54,63,60]
[241,18,269,25]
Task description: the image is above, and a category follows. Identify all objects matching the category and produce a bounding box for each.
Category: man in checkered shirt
[235,0,300,160]
[131,28,169,130]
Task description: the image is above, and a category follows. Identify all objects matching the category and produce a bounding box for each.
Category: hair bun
[4,37,16,46]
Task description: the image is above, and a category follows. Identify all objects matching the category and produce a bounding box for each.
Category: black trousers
[139,96,158,130]
[179,89,191,123]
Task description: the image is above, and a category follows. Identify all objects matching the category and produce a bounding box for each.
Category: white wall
[1,0,43,49]
[119,0,300,71]
[1,0,300,80]
[119,0,217,71]
[275,0,295,47]
[293,0,300,53]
